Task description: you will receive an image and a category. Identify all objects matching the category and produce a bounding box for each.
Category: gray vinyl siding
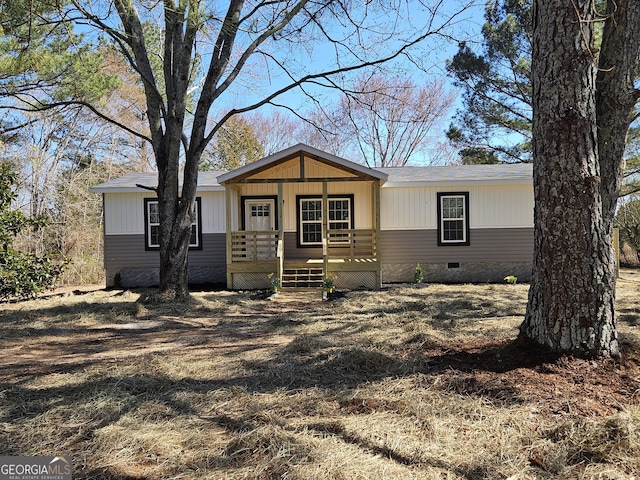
[283,232,323,260]
[104,233,226,286]
[103,228,534,287]
[281,229,533,265]
[379,228,533,283]
[380,228,533,264]
[105,233,226,267]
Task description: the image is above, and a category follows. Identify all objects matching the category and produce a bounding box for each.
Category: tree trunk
[519,0,619,356]
[157,190,193,300]
[596,0,640,232]
[156,139,196,301]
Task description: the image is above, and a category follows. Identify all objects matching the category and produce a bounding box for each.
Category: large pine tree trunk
[519,0,618,356]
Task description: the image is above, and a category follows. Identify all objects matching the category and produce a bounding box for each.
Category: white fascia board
[91,185,225,193]
[90,171,225,194]
[382,178,532,188]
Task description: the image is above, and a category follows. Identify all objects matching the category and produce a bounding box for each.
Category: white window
[327,199,351,244]
[297,195,354,246]
[144,198,202,250]
[146,200,161,248]
[437,192,469,245]
[300,199,323,245]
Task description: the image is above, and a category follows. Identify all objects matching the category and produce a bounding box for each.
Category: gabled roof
[216,143,388,184]
[377,163,533,187]
[90,171,225,193]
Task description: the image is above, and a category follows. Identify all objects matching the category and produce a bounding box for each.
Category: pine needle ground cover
[1,271,639,479]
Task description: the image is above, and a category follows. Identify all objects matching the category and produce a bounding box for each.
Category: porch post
[374,179,382,289]
[322,180,329,278]
[225,185,233,289]
[277,182,284,286]
[277,182,284,240]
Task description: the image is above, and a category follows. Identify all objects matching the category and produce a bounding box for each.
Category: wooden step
[282,267,324,289]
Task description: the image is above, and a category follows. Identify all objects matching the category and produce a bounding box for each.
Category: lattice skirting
[331,270,378,290]
[231,272,271,290]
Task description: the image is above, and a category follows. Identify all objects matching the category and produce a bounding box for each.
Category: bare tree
[4,105,141,284]
[248,110,307,156]
[338,73,455,167]
[98,48,156,172]
[615,195,640,266]
[1,0,469,299]
[3,45,154,284]
[295,107,348,156]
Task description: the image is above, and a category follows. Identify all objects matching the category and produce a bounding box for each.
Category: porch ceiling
[217,143,388,185]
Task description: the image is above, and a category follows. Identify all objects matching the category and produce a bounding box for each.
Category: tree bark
[596,0,640,232]
[519,0,619,356]
[157,159,194,300]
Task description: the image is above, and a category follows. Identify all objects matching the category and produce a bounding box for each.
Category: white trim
[299,198,323,246]
[439,193,468,244]
[146,200,160,248]
[144,199,201,249]
[298,195,353,246]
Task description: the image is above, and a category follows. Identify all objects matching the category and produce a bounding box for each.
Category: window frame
[437,192,470,246]
[296,194,355,248]
[144,197,202,251]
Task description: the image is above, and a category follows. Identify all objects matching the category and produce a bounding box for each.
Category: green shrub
[414,263,424,284]
[0,163,67,300]
[0,250,67,300]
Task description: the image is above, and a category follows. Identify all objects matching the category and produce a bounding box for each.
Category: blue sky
[216,1,487,122]
[54,1,488,166]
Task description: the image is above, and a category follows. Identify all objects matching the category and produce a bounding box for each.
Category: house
[91,144,534,289]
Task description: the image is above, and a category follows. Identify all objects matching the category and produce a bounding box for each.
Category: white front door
[245,199,275,231]
[244,199,276,260]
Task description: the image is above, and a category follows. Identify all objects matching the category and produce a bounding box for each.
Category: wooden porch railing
[230,231,279,262]
[326,229,377,260]
[230,229,377,263]
[229,229,378,289]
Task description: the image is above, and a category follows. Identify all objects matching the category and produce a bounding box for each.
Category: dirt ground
[412,337,640,418]
[1,271,639,478]
[4,273,639,419]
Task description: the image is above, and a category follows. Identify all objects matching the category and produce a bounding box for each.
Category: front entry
[244,198,276,231]
[242,198,277,261]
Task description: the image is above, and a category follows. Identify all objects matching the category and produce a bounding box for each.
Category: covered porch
[217,145,387,290]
